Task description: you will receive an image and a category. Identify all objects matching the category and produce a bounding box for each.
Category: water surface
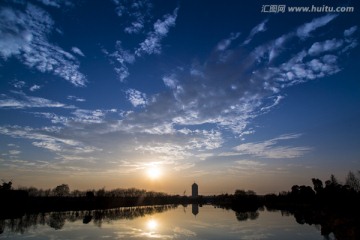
[0,205,333,239]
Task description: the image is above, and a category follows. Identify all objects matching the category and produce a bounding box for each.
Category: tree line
[211,171,360,240]
[264,170,360,206]
[14,184,168,198]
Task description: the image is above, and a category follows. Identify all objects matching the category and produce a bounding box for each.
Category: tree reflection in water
[48,212,66,230]
[235,210,260,222]
[0,205,177,234]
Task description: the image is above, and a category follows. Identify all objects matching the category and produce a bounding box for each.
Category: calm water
[0,205,334,239]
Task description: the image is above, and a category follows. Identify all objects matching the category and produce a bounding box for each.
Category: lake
[0,205,334,239]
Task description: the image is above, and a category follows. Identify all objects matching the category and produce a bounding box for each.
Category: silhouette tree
[52,184,70,197]
[345,171,360,192]
[234,189,247,196]
[71,190,83,197]
[246,190,256,196]
[96,188,106,197]
[290,185,315,202]
[330,174,339,186]
[311,178,323,194]
[291,185,300,195]
[86,191,95,198]
[0,180,12,191]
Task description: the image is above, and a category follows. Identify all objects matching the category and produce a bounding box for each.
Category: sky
[0,0,359,195]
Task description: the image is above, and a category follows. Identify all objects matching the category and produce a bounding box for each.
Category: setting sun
[147,166,161,179]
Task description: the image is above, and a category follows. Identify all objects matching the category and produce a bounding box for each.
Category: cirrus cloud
[0,3,86,86]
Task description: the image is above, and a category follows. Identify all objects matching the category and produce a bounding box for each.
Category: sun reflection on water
[146,219,158,230]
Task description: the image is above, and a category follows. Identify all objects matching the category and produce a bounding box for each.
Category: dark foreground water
[0,205,334,239]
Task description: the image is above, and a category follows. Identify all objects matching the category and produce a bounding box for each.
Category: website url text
[261,5,355,13]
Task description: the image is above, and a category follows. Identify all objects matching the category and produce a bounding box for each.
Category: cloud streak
[252,14,338,63]
[0,91,73,109]
[243,19,268,45]
[217,32,241,51]
[232,134,311,159]
[71,47,85,57]
[296,14,337,39]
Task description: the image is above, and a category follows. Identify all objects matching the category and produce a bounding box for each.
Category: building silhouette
[192,182,198,197]
[192,204,199,216]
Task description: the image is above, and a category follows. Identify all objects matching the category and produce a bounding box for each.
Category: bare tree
[345,171,360,192]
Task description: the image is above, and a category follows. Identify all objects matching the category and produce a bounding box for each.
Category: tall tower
[192,182,198,197]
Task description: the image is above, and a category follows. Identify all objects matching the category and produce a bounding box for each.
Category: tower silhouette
[192,182,198,197]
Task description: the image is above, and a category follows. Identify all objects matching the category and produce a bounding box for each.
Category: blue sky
[0,0,359,194]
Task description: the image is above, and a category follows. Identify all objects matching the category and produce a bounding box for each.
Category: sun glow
[147,166,161,179]
[147,219,158,230]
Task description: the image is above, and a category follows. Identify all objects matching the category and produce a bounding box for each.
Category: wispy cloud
[0,3,86,86]
[118,40,312,137]
[67,95,86,102]
[243,19,268,45]
[231,160,267,171]
[33,15,357,163]
[296,14,337,39]
[252,14,338,63]
[135,7,178,56]
[71,47,85,57]
[72,109,115,124]
[187,130,223,150]
[12,80,26,89]
[29,84,41,92]
[9,150,21,155]
[344,26,357,37]
[260,95,284,112]
[7,143,19,148]
[0,12,357,178]
[125,21,145,34]
[173,227,197,237]
[0,91,73,109]
[232,134,311,159]
[35,0,72,8]
[106,6,178,81]
[38,108,117,126]
[217,32,241,51]
[308,38,343,56]
[112,0,152,34]
[126,89,148,107]
[136,143,190,161]
[105,41,135,82]
[130,17,348,137]
[162,74,179,89]
[0,125,100,154]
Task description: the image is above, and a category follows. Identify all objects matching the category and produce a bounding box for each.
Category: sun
[147,166,161,179]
